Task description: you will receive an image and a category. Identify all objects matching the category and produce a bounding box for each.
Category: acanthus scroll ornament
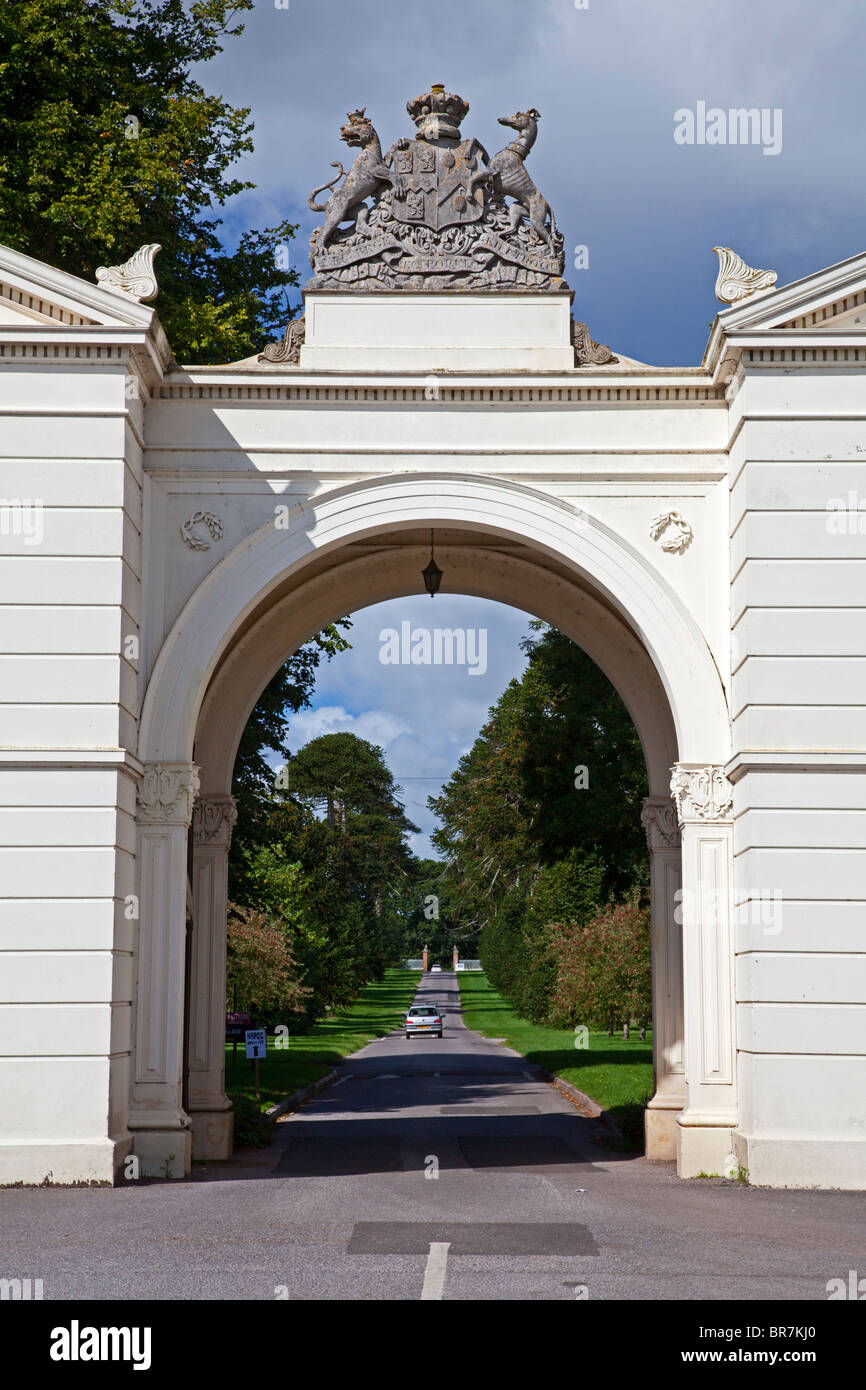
[670,765,733,825]
[713,246,777,306]
[138,763,200,826]
[650,510,693,553]
[192,796,238,848]
[258,315,305,365]
[95,243,161,302]
[572,319,617,367]
[181,511,223,551]
[641,798,682,850]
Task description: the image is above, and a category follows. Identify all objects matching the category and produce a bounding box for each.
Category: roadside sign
[245,1029,267,1060]
[226,1011,251,1041]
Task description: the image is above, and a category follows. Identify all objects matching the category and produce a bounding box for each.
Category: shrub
[231,1094,276,1150]
[548,898,651,1031]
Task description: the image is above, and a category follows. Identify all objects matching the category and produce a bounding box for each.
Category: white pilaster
[670,764,738,1178]
[129,762,199,1178]
[188,795,237,1160]
[641,797,685,1160]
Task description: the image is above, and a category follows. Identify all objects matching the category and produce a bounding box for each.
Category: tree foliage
[231,623,352,865]
[230,734,419,1025]
[397,857,480,966]
[430,623,649,1024]
[288,731,417,835]
[225,902,309,1024]
[0,0,298,361]
[514,622,649,893]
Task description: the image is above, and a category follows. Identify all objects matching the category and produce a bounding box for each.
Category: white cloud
[284,705,411,751]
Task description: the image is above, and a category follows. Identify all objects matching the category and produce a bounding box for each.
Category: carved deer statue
[488,108,557,250]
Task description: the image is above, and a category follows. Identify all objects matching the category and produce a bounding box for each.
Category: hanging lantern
[422,529,443,597]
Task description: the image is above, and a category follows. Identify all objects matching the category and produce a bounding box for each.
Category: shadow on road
[194,1039,647,1183]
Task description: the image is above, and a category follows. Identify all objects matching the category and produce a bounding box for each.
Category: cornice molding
[717,248,866,332]
[156,378,726,405]
[0,242,154,327]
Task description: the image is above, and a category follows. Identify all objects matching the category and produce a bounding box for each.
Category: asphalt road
[2,971,865,1301]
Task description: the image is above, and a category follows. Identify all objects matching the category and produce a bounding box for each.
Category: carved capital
[670,764,733,826]
[192,795,238,849]
[641,797,682,851]
[138,762,200,827]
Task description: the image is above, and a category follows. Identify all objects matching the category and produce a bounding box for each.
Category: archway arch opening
[133,476,733,1182]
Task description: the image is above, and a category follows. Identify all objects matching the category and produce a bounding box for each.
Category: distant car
[430,964,442,973]
[405,1005,443,1039]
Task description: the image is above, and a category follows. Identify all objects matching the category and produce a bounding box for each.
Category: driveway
[1,971,863,1301]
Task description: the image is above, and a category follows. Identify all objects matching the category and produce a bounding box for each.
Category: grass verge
[225,968,422,1114]
[458,971,653,1151]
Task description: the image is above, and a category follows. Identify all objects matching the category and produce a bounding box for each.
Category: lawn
[225,968,422,1110]
[458,971,653,1149]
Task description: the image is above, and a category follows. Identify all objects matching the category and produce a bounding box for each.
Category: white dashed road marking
[420,1241,450,1300]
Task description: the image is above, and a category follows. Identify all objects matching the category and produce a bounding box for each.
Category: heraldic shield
[390,138,486,230]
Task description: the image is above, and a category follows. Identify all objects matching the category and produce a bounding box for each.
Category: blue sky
[203,0,866,365]
[209,1,866,854]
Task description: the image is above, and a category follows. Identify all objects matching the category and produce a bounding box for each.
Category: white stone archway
[4,238,865,1191]
[133,472,735,1179]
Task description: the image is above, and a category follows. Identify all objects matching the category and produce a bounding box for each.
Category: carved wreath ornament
[180,511,223,551]
[650,510,693,554]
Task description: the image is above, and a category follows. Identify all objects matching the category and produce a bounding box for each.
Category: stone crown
[407,85,469,139]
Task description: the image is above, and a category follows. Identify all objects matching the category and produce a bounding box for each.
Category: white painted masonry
[0,241,864,1188]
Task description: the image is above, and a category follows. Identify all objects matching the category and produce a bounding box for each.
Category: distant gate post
[422,944,429,973]
[452,945,459,971]
[641,797,685,1159]
[188,794,238,1160]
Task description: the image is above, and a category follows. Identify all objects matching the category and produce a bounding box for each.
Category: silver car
[404,1004,444,1039]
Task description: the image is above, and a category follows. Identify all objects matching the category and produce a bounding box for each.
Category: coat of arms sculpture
[305,85,567,292]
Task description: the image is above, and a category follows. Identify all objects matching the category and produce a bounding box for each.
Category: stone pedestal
[300,291,575,371]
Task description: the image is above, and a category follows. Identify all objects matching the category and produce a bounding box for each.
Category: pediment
[0,242,154,330]
[718,248,866,335]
